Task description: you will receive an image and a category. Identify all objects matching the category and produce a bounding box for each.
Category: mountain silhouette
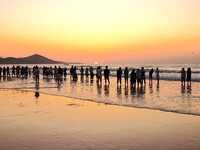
[0,54,65,64]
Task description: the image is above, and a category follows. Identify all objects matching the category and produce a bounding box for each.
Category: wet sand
[0,89,200,150]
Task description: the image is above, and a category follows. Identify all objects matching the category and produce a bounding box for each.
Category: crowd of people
[0,66,31,78]
[0,65,192,88]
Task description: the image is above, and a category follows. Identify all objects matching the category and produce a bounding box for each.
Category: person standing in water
[63,67,67,79]
[90,66,94,81]
[117,67,122,85]
[124,67,129,85]
[70,66,74,80]
[186,67,192,86]
[34,66,40,85]
[3,67,6,77]
[136,69,141,88]
[149,68,154,86]
[155,68,160,85]
[141,67,146,86]
[12,65,16,77]
[6,66,10,77]
[96,66,102,85]
[80,67,84,77]
[73,66,78,81]
[104,66,110,85]
[85,67,89,78]
[130,69,136,87]
[180,68,186,86]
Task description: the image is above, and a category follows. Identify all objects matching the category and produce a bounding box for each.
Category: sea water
[0,63,200,116]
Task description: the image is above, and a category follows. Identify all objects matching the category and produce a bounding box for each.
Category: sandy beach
[0,89,200,150]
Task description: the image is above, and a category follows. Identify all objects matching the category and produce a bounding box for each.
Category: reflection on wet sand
[181,84,192,100]
[97,83,102,95]
[34,91,40,105]
[35,91,40,98]
[124,85,129,96]
[104,85,109,96]
[117,85,122,95]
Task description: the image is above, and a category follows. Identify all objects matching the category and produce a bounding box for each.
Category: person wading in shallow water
[149,68,154,86]
[124,67,129,86]
[104,66,110,85]
[136,69,141,88]
[130,69,136,87]
[155,68,160,85]
[117,67,122,85]
[34,66,40,88]
[180,68,186,87]
[70,65,74,81]
[96,66,102,85]
[141,67,146,86]
[186,67,192,87]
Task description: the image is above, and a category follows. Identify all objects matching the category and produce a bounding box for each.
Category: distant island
[0,54,66,64]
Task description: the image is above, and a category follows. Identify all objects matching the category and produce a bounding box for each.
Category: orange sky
[0,0,200,63]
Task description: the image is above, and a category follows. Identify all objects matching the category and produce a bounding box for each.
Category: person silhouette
[117,67,122,85]
[73,66,78,81]
[149,68,154,86]
[124,67,129,85]
[63,67,67,79]
[34,66,40,84]
[80,67,84,77]
[104,66,110,85]
[180,68,186,87]
[130,69,136,87]
[141,67,146,86]
[96,66,102,85]
[3,67,6,77]
[12,65,16,77]
[90,66,94,81]
[186,67,192,87]
[6,66,10,77]
[70,65,74,80]
[85,67,89,78]
[136,69,141,88]
[155,68,160,85]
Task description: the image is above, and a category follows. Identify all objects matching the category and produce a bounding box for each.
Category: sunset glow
[0,0,200,63]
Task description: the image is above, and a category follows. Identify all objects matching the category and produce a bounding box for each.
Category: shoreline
[0,87,199,117]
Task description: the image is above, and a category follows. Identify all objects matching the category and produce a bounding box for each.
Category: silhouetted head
[119,67,121,70]
[125,67,128,70]
[141,67,144,70]
[132,69,135,72]
[106,66,108,69]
